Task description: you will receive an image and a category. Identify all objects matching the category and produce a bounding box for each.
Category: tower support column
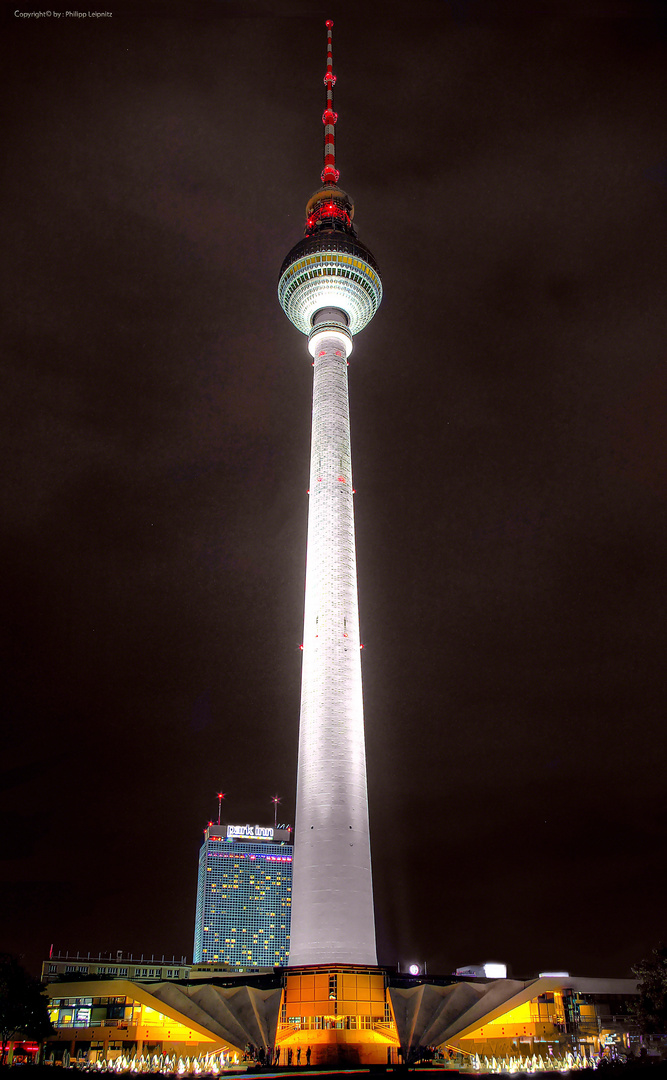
[289,320,376,966]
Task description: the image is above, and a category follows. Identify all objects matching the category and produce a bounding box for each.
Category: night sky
[3,0,667,981]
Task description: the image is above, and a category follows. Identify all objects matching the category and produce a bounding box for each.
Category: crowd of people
[244,1043,313,1067]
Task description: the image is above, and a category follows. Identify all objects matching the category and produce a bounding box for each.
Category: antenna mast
[321,20,340,185]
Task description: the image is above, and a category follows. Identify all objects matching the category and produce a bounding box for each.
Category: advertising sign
[226,824,274,840]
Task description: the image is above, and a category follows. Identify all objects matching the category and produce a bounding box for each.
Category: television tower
[278,21,382,966]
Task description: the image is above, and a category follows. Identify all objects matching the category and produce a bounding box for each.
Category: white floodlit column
[289,323,377,966]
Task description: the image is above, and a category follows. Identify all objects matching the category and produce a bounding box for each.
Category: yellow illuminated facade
[45,981,222,1062]
[452,991,580,1058]
[446,982,639,1063]
[275,967,400,1066]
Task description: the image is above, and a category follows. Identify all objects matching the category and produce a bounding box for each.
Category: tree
[630,943,667,1036]
[0,954,52,1065]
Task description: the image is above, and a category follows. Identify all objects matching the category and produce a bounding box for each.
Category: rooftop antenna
[321,20,339,185]
[217,792,225,826]
[272,795,281,829]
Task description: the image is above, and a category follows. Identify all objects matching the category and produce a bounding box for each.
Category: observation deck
[278,214,382,338]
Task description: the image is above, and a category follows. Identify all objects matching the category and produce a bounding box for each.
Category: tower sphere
[278,171,381,340]
[275,231,379,336]
[278,224,382,339]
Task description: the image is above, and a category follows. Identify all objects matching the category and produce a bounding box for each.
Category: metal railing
[53,1020,134,1030]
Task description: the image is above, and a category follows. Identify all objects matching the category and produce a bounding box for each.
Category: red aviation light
[305,201,351,232]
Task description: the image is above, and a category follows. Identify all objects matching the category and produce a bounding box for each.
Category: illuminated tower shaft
[292,322,376,965]
[279,20,382,966]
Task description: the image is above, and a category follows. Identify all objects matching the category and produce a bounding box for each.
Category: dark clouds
[2,0,666,979]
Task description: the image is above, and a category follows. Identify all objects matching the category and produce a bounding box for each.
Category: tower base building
[42,968,641,1069]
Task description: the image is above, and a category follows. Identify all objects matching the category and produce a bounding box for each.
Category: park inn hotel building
[192,823,293,967]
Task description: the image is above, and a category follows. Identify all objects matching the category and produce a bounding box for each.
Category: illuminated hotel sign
[226,824,274,840]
